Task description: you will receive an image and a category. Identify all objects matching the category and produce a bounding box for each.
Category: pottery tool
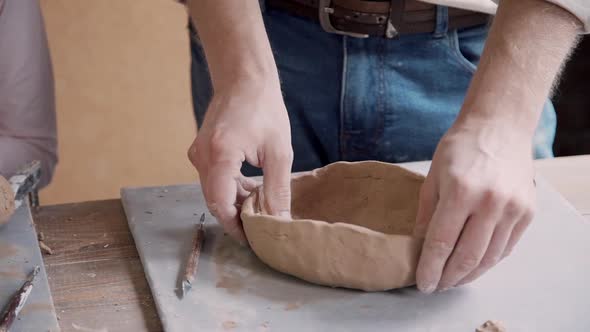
[0,266,40,332]
[180,213,206,297]
[0,161,41,226]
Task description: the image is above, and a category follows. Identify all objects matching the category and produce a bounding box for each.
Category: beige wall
[39,0,198,204]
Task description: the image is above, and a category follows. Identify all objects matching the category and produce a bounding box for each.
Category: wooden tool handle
[0,175,15,226]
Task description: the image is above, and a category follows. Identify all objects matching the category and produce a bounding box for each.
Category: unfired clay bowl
[241,161,426,291]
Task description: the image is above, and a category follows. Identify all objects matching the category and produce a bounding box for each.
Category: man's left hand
[411,0,582,294]
[413,124,536,293]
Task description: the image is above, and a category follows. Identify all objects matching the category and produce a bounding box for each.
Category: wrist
[455,76,541,136]
[444,121,534,158]
[212,58,281,93]
[213,71,282,99]
[206,36,280,91]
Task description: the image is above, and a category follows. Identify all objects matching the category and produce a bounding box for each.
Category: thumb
[414,178,437,238]
[262,148,293,217]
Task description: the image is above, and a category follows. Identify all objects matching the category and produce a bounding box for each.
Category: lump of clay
[476,320,506,332]
[241,161,426,291]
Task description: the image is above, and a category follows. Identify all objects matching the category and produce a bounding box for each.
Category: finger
[415,198,470,294]
[502,208,534,258]
[414,179,437,238]
[206,159,248,245]
[457,221,515,286]
[189,139,207,193]
[236,186,250,206]
[189,137,213,202]
[201,172,251,245]
[236,176,259,205]
[199,172,210,209]
[262,147,293,217]
[437,208,500,290]
[239,175,260,192]
[187,139,200,168]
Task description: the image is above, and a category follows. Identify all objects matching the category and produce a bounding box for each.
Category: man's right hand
[187,0,293,243]
[188,80,293,245]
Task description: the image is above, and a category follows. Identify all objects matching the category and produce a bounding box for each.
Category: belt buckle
[318,0,369,38]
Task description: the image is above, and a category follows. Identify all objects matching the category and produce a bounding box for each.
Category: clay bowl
[241,161,426,291]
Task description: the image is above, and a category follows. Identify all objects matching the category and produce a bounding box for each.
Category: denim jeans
[189,5,556,176]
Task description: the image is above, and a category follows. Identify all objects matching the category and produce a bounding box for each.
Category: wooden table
[33,155,590,332]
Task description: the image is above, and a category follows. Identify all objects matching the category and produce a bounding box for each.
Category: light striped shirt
[0,0,57,188]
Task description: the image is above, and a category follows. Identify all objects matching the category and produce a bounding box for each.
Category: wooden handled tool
[0,266,40,332]
[0,161,41,226]
[180,213,206,297]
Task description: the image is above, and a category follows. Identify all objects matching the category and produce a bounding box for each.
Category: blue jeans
[189,5,556,176]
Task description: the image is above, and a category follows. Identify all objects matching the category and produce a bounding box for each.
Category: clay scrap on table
[0,176,15,225]
[241,161,426,291]
[476,320,507,332]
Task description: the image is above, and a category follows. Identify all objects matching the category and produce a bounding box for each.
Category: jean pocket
[449,31,477,74]
[448,24,489,74]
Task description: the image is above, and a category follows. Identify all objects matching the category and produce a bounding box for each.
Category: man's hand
[414,125,535,293]
[187,0,292,244]
[413,0,581,293]
[188,81,293,244]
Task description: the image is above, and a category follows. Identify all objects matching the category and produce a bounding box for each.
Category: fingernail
[418,283,436,294]
[438,286,452,292]
[279,210,291,218]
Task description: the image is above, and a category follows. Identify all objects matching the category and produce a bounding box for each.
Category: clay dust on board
[0,243,19,259]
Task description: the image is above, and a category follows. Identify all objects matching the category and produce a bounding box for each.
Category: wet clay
[284,301,302,311]
[213,235,254,295]
[222,320,237,330]
[0,243,19,259]
[241,161,426,291]
[0,175,15,225]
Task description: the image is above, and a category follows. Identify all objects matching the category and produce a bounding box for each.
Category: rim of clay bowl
[241,160,426,239]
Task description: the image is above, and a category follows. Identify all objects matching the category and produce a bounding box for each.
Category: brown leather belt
[265,0,491,38]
